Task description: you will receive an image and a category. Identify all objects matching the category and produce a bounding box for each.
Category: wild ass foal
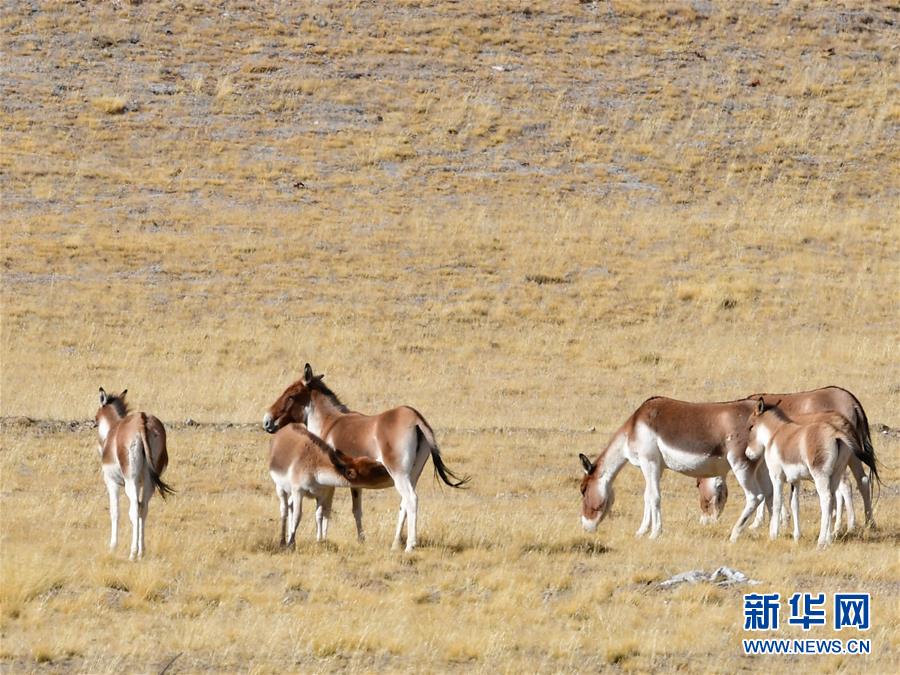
[695,386,879,527]
[746,399,857,547]
[269,423,393,547]
[579,397,770,541]
[95,388,173,560]
[264,364,469,551]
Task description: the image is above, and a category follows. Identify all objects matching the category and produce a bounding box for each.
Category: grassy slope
[1,1,898,672]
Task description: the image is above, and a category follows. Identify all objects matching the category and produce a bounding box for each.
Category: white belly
[657,439,730,477]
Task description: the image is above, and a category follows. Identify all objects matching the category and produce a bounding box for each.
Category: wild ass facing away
[579,397,770,542]
[695,386,878,527]
[264,364,469,552]
[269,422,393,547]
[95,388,173,560]
[746,399,857,547]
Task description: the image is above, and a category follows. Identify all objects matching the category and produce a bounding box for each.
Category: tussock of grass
[90,96,127,115]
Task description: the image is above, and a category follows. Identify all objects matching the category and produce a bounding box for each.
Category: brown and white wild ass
[264,364,469,551]
[95,388,173,560]
[269,422,393,547]
[695,386,878,527]
[746,398,857,547]
[579,397,771,541]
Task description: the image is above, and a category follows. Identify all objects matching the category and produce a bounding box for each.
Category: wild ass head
[96,387,128,444]
[697,476,728,523]
[579,453,614,532]
[746,396,781,461]
[262,364,324,433]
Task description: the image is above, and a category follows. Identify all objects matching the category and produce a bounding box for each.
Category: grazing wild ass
[746,398,857,547]
[579,397,771,542]
[269,423,393,546]
[694,386,877,526]
[95,388,173,560]
[697,476,728,524]
[264,364,469,552]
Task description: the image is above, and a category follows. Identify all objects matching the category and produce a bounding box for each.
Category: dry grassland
[1,0,898,672]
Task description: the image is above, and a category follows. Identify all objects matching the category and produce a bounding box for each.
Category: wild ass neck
[307,389,348,440]
[597,433,629,486]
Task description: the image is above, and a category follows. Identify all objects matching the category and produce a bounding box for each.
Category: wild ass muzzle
[95,388,173,560]
[269,422,393,547]
[694,386,878,527]
[579,396,772,542]
[264,364,469,552]
[746,398,857,547]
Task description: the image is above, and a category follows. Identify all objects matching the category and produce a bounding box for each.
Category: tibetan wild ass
[746,398,857,547]
[269,422,393,547]
[95,388,173,560]
[264,364,469,552]
[695,386,878,526]
[579,397,771,541]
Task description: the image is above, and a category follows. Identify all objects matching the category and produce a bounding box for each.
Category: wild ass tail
[847,391,881,487]
[139,413,175,499]
[831,386,882,495]
[416,423,469,488]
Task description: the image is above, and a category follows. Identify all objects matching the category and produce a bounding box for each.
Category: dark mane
[105,393,129,418]
[762,402,792,423]
[308,378,350,413]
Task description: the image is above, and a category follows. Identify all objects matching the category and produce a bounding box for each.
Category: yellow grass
[1,0,898,672]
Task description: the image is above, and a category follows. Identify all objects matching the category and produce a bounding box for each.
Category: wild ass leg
[750,464,772,529]
[729,461,765,542]
[637,460,663,539]
[138,474,153,559]
[394,476,419,552]
[635,482,652,537]
[124,479,140,561]
[351,488,365,542]
[769,472,784,541]
[286,488,303,547]
[838,476,855,532]
[814,476,835,548]
[277,488,289,546]
[315,488,334,543]
[392,505,406,550]
[847,455,873,527]
[789,484,801,540]
[105,476,119,551]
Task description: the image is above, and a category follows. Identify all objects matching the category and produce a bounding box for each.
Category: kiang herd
[94,366,881,560]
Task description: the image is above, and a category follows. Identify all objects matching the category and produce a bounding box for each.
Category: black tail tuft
[418,426,469,488]
[844,388,882,488]
[149,466,175,499]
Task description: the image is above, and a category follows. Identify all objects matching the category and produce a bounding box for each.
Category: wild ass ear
[756,397,765,415]
[579,453,594,475]
[303,363,314,383]
[99,387,108,405]
[120,389,127,399]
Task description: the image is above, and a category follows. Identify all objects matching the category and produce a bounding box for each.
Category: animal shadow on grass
[414,536,491,554]
[520,540,610,556]
[247,537,340,555]
[843,527,900,546]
